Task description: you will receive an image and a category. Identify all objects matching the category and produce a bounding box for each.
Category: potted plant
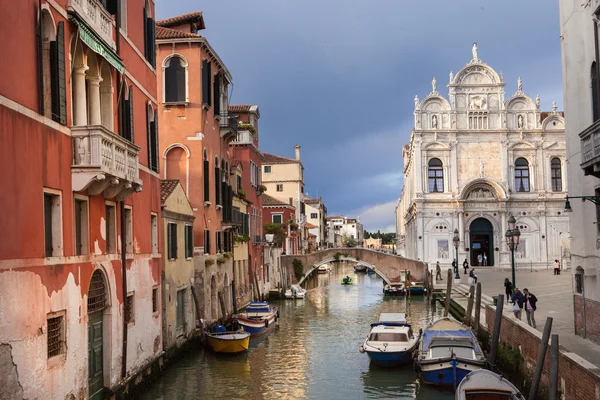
[258,184,267,194]
[224,252,233,259]
[205,258,215,267]
[238,189,246,198]
[216,257,226,265]
[290,222,299,231]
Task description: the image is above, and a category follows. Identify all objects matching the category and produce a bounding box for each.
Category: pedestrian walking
[553,259,561,275]
[452,260,458,275]
[504,278,513,304]
[483,253,488,266]
[511,288,524,320]
[435,261,442,281]
[523,288,538,329]
[469,268,478,284]
[463,259,469,274]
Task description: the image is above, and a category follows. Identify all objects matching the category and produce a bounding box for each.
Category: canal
[141,263,454,400]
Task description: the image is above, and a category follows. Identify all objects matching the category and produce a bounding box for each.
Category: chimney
[289,197,293,205]
[294,144,301,161]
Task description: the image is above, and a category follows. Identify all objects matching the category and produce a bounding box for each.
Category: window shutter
[202,60,209,105]
[207,230,211,254]
[213,74,221,116]
[36,7,43,115]
[214,167,221,205]
[204,160,210,201]
[152,109,159,172]
[127,86,134,142]
[146,105,151,168]
[168,223,178,259]
[167,223,172,259]
[50,22,67,125]
[147,17,156,67]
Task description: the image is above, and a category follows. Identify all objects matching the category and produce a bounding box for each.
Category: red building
[262,194,299,255]
[0,0,161,398]
[229,105,266,288]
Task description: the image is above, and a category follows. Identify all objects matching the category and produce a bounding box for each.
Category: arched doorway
[210,274,218,320]
[88,269,108,400]
[470,218,494,266]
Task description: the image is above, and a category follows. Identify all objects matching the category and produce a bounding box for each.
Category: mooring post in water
[529,317,553,400]
[488,294,504,367]
[474,282,482,333]
[549,334,559,400]
[465,285,475,326]
[444,269,453,316]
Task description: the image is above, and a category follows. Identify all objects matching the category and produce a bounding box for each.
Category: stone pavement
[434,267,600,367]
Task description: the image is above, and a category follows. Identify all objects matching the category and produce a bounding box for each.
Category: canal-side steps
[434,284,492,328]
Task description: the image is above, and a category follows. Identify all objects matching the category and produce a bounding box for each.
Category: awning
[71,18,125,73]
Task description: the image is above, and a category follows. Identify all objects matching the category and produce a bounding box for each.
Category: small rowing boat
[341,276,353,285]
[205,328,251,354]
[233,302,278,337]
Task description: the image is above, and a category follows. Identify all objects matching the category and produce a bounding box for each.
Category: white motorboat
[359,313,420,367]
[456,369,524,399]
[285,284,307,299]
[317,264,331,274]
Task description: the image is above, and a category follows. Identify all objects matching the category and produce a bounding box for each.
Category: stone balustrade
[68,0,115,50]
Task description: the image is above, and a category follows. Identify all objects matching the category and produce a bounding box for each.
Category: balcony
[72,125,142,199]
[219,114,239,140]
[222,206,243,229]
[68,0,115,51]
[580,119,600,178]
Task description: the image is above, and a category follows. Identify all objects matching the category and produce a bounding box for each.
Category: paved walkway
[434,267,600,367]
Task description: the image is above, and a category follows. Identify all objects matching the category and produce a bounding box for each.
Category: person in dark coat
[504,278,513,304]
[523,288,538,328]
[511,288,525,320]
[452,260,458,275]
[469,268,477,283]
[435,261,442,281]
[463,259,469,274]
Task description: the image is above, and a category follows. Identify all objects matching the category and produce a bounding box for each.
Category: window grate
[87,270,107,313]
[152,288,158,313]
[125,295,134,323]
[47,316,63,358]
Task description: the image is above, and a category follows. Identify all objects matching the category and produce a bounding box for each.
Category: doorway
[469,218,494,267]
[88,270,107,400]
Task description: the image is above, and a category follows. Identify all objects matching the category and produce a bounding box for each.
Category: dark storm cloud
[156,1,562,231]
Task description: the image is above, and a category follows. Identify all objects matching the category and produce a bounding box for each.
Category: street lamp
[453,228,460,281]
[505,216,521,289]
[564,195,600,212]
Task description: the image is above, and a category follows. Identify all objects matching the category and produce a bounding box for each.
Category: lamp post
[505,216,521,289]
[453,228,460,282]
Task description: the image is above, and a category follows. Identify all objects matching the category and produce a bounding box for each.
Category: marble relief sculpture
[432,115,438,129]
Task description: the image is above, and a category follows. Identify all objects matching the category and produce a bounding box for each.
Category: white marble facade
[396,45,570,269]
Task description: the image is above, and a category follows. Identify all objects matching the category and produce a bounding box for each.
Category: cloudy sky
[156,1,563,232]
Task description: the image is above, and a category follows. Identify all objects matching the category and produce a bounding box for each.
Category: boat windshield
[430,346,474,359]
[465,391,513,400]
[369,332,409,342]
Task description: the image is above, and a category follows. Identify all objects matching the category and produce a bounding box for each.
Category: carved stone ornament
[517,77,523,92]
[517,114,524,129]
[414,95,420,109]
[469,95,487,110]
[535,94,540,109]
[479,160,485,177]
[432,77,437,93]
[472,42,479,62]
[432,115,438,129]
[466,184,496,200]
[449,71,454,83]
[552,101,557,113]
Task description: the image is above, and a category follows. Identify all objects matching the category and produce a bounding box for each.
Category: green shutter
[36,5,44,115]
[204,160,210,201]
[50,22,67,125]
[202,60,209,105]
[127,86,134,142]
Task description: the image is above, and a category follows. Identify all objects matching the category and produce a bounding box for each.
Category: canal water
[141,263,454,400]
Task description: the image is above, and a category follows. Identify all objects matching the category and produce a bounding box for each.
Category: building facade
[231,161,252,308]
[0,0,161,398]
[396,45,570,269]
[559,0,600,344]
[263,194,299,255]
[326,216,364,247]
[156,12,237,323]
[305,197,327,250]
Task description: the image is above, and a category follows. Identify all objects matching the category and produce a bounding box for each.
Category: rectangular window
[124,207,133,254]
[237,175,242,192]
[105,204,116,254]
[167,222,178,260]
[272,214,282,224]
[264,165,271,173]
[44,191,62,257]
[176,289,186,328]
[310,213,318,219]
[204,229,210,254]
[151,214,158,253]
[125,294,134,324]
[214,166,221,205]
[147,107,159,173]
[250,161,256,186]
[515,170,530,192]
[216,231,222,253]
[575,272,584,294]
[202,60,211,106]
[74,198,89,256]
[47,313,65,358]
[204,159,210,202]
[185,225,193,259]
[277,184,283,192]
[152,287,158,313]
[213,73,221,116]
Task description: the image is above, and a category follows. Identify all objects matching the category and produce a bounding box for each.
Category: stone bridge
[281,248,427,286]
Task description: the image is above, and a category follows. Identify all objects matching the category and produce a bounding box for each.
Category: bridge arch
[297,257,394,286]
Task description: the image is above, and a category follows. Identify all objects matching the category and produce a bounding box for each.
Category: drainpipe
[120,201,128,379]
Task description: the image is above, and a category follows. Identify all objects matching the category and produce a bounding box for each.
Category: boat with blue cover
[416,317,486,387]
[233,302,278,337]
[359,313,420,367]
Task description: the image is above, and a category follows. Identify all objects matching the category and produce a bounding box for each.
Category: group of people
[504,278,538,329]
[435,260,478,283]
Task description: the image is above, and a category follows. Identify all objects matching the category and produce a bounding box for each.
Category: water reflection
[141,262,453,400]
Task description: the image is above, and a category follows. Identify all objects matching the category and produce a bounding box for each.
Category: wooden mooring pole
[474,282,482,333]
[465,285,475,326]
[488,294,504,367]
[549,334,559,400]
[443,269,452,317]
[529,317,553,400]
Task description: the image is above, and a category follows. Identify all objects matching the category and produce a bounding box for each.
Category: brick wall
[485,305,600,399]
[574,295,600,345]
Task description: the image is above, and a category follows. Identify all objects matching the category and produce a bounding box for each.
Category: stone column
[417,213,424,262]
[100,81,114,130]
[414,139,423,194]
[87,76,102,126]
[458,211,465,244]
[73,65,89,126]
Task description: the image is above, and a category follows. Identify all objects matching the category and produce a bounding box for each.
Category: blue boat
[233,302,278,337]
[416,317,486,387]
[408,282,427,295]
[359,313,420,367]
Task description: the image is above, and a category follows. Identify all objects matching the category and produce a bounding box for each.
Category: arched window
[428,158,444,193]
[592,62,599,122]
[575,266,584,294]
[164,55,186,103]
[514,158,530,192]
[551,157,562,192]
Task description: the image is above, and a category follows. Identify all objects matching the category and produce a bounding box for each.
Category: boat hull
[366,349,415,367]
[409,287,426,295]
[206,334,250,354]
[383,289,406,296]
[236,312,278,337]
[420,361,481,386]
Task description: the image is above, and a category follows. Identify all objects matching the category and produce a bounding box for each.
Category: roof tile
[161,180,180,203]
[263,153,299,164]
[156,12,205,29]
[262,194,291,207]
[156,26,201,40]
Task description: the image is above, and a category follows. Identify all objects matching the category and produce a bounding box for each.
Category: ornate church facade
[395,45,570,269]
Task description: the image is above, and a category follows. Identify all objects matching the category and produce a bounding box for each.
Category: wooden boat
[285,284,307,299]
[456,369,524,400]
[359,313,420,367]
[317,264,330,274]
[341,276,354,285]
[383,282,406,296]
[354,264,368,273]
[233,302,278,337]
[416,317,486,387]
[408,281,427,295]
[205,330,251,354]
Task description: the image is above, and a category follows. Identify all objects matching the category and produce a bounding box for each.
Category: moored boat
[205,328,251,354]
[233,302,278,337]
[456,369,524,400]
[383,282,406,296]
[354,264,368,273]
[285,284,307,299]
[408,282,427,295]
[416,317,486,387]
[359,313,420,367]
[341,276,353,285]
[317,264,331,274]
